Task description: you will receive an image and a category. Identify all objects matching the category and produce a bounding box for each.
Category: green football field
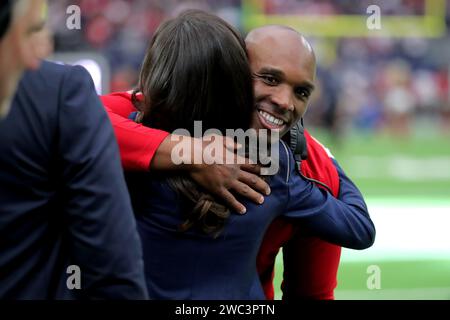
[273,130,450,300]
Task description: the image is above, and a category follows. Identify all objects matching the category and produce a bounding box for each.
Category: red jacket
[101,92,342,299]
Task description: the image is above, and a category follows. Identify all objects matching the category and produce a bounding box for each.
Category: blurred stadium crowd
[47,0,450,138]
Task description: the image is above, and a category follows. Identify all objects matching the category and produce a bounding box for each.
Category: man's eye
[295,89,311,100]
[262,75,278,85]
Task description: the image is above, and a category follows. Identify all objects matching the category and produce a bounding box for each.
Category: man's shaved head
[245,25,317,137]
[246,25,315,63]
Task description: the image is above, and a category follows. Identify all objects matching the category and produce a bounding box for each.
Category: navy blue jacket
[0,61,148,299]
[125,141,375,299]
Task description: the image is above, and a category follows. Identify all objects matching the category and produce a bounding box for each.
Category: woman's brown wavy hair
[132,10,254,237]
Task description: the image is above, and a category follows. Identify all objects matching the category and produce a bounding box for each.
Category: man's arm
[58,66,147,299]
[284,154,375,250]
[103,105,170,171]
[102,93,270,214]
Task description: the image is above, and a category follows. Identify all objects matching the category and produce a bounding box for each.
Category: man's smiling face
[246,26,316,137]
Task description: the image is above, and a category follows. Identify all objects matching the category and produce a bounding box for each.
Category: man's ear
[0,0,13,39]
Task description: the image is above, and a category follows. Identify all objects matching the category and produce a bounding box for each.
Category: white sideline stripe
[341,203,450,262]
[346,155,450,180]
[336,287,450,300]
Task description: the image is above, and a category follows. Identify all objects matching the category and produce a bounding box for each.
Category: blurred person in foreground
[0,0,42,119]
[0,0,147,299]
[102,11,374,299]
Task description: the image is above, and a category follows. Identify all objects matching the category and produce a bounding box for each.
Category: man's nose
[271,85,294,112]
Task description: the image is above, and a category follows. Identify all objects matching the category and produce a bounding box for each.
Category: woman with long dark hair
[123,10,374,299]
[129,10,254,237]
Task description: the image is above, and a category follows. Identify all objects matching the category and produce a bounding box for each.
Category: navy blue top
[126,140,374,300]
[0,61,147,299]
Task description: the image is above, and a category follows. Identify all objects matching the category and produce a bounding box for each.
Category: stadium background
[44,0,450,299]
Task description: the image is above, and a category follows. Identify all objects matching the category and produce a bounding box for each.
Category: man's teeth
[259,110,284,126]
